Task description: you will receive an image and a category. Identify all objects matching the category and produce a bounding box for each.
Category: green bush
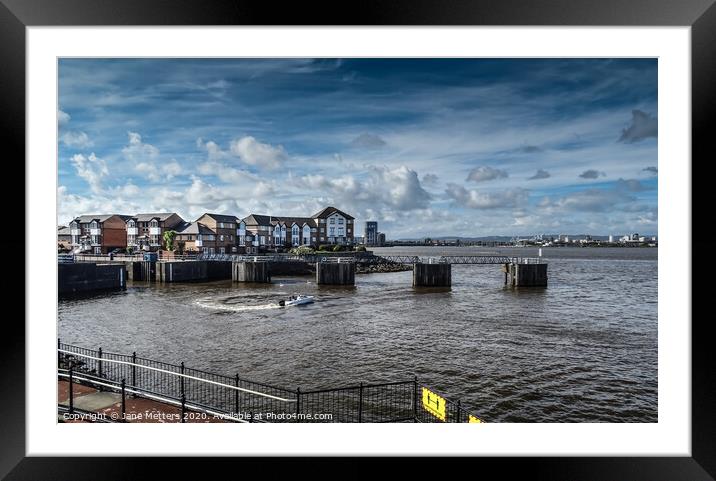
[290,245,314,255]
[332,244,344,252]
[354,245,367,252]
[317,244,331,251]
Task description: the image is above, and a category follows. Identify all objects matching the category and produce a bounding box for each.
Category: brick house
[69,214,133,254]
[126,213,184,252]
[174,221,218,254]
[194,213,240,254]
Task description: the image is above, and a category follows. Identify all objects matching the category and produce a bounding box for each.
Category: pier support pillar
[316,262,355,285]
[412,262,451,287]
[233,261,271,283]
[508,263,548,287]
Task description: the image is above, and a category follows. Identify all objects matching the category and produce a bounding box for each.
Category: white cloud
[466,166,509,183]
[295,165,432,212]
[229,136,287,170]
[445,183,528,209]
[58,110,71,126]
[122,131,159,161]
[135,159,183,182]
[70,153,108,194]
[61,131,93,149]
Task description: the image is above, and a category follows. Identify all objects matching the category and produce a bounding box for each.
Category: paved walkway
[58,380,229,423]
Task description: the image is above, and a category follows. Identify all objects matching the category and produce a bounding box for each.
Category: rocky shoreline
[356,263,412,274]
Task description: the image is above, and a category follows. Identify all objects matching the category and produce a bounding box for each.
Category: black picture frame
[1,0,708,479]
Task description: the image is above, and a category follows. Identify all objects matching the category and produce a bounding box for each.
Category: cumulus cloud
[58,110,71,126]
[122,132,160,161]
[445,183,528,209]
[466,166,509,183]
[70,153,108,194]
[61,131,93,149]
[619,110,657,143]
[230,136,286,170]
[528,169,550,180]
[295,165,431,211]
[579,169,606,179]
[643,166,658,175]
[135,159,183,182]
[350,133,387,149]
[196,137,229,161]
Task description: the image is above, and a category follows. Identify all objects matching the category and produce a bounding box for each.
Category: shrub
[290,245,314,255]
[354,245,367,252]
[332,244,344,252]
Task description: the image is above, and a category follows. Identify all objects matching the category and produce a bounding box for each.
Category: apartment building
[69,214,133,254]
[364,221,378,246]
[126,213,184,251]
[174,221,219,254]
[241,206,354,248]
[194,213,240,254]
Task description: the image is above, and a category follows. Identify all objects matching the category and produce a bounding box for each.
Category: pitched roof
[132,213,181,222]
[175,221,215,235]
[242,214,273,226]
[199,213,239,223]
[310,206,354,220]
[57,226,71,235]
[73,214,133,223]
[272,216,317,228]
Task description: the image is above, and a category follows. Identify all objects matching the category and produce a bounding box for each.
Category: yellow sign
[468,415,483,423]
[422,387,446,421]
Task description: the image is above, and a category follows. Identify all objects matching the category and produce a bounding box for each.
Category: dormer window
[128,220,135,227]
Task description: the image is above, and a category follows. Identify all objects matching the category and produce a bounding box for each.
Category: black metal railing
[58,341,483,423]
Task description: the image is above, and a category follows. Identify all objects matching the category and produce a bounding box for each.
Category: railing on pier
[58,341,482,423]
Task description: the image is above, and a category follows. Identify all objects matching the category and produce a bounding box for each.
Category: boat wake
[194,297,282,312]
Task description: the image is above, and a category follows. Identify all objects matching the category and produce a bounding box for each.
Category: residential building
[69,214,133,254]
[195,213,240,254]
[126,213,184,252]
[57,226,72,250]
[377,232,386,246]
[174,221,218,254]
[364,221,378,246]
[241,206,354,249]
[313,206,354,245]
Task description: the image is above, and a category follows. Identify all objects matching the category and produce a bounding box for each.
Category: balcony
[195,240,203,247]
[70,229,80,235]
[149,227,161,235]
[90,228,101,236]
[127,227,138,235]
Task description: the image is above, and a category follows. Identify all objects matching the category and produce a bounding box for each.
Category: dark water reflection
[58,247,657,422]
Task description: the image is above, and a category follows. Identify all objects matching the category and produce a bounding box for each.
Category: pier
[316,261,355,285]
[60,253,548,289]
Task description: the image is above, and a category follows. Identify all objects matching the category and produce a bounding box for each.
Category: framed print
[1,0,711,479]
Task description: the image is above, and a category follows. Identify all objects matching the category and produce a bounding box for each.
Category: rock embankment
[356,263,412,274]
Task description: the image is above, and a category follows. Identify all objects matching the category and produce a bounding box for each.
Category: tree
[163,230,177,251]
[176,240,186,255]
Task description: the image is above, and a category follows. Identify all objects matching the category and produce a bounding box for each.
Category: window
[330,218,335,224]
[319,219,325,224]
[338,218,344,225]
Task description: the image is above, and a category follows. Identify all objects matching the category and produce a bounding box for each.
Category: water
[58,246,658,422]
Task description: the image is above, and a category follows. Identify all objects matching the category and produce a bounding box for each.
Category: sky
[58,58,658,238]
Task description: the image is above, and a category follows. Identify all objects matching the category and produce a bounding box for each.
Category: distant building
[608,235,614,243]
[365,221,378,246]
[57,226,72,250]
[377,232,386,246]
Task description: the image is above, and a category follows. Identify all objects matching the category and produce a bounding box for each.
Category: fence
[58,341,482,423]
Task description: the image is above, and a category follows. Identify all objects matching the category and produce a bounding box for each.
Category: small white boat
[279,294,315,307]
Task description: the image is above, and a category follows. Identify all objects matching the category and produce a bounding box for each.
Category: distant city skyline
[58,58,658,238]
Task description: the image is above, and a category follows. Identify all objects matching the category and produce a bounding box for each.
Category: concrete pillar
[233,261,271,283]
[412,262,451,287]
[316,262,355,285]
[58,263,127,295]
[157,261,207,283]
[508,263,548,287]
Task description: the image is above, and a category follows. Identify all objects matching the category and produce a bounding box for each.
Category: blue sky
[58,58,657,237]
